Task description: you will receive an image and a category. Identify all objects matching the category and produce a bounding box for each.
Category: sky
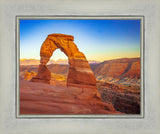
[20,19,141,61]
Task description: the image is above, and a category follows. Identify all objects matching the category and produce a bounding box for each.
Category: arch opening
[49,48,69,87]
[50,48,68,63]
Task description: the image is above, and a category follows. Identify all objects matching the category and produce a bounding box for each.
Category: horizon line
[20,56,140,62]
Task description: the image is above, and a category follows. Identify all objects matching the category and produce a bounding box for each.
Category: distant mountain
[48,59,68,65]
[20,59,100,65]
[20,59,67,65]
[20,59,40,65]
[55,59,68,65]
[88,60,101,64]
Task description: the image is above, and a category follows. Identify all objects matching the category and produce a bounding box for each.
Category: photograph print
[18,17,143,116]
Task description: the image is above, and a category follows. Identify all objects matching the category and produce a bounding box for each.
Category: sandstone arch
[31,34,97,88]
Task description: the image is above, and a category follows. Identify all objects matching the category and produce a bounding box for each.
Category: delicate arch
[31,34,96,87]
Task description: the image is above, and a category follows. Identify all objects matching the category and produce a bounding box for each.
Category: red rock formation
[20,79,122,114]
[124,61,140,79]
[97,81,140,114]
[31,34,100,99]
[24,71,37,81]
[90,58,140,84]
[67,59,96,87]
[31,64,51,84]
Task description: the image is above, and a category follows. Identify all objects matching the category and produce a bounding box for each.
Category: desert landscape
[19,19,141,115]
[20,57,140,114]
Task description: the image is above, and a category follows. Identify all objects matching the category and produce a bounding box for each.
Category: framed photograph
[0,0,160,134]
[16,16,144,118]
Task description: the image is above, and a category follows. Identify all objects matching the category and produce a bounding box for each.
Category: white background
[0,0,160,134]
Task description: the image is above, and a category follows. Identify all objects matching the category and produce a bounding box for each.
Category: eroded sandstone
[31,33,99,99]
[20,79,121,114]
